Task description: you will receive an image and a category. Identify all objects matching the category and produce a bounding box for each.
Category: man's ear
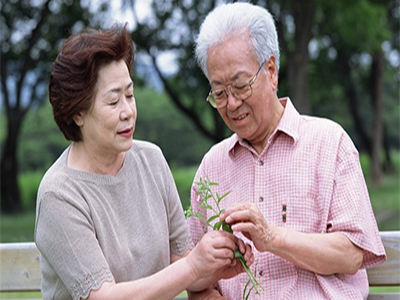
[73,113,84,127]
[266,55,278,91]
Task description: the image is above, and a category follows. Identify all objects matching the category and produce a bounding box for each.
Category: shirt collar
[228,97,300,155]
[276,97,300,143]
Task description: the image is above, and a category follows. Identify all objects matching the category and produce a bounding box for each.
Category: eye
[213,89,226,98]
[233,83,249,91]
[109,99,119,106]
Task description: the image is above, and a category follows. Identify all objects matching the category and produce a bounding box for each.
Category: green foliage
[319,0,390,52]
[130,0,232,142]
[310,0,399,152]
[134,87,213,166]
[18,102,70,172]
[18,171,44,210]
[171,166,197,209]
[0,210,36,242]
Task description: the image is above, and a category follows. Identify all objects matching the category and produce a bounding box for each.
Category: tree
[0,0,94,213]
[127,0,230,142]
[263,0,317,114]
[313,0,394,184]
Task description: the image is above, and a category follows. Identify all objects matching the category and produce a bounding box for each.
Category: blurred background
[1,0,399,245]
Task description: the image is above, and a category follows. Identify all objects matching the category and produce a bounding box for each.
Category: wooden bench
[1,231,399,299]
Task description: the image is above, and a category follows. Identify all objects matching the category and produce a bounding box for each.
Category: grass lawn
[0,291,188,299]
[0,292,42,299]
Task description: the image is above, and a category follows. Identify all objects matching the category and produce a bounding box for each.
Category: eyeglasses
[206,61,265,109]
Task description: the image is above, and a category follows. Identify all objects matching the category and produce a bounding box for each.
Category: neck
[251,99,285,154]
[68,142,125,176]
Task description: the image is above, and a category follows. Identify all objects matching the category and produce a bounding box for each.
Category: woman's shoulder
[129,139,165,161]
[131,139,162,153]
[37,148,73,199]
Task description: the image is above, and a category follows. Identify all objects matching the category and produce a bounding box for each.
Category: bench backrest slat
[0,242,41,291]
[367,231,400,286]
[0,231,399,293]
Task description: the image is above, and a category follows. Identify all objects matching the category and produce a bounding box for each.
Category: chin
[120,139,133,152]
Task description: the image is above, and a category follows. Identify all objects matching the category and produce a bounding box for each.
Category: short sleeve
[327,132,386,269]
[35,190,113,300]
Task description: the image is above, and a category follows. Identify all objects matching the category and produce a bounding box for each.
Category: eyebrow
[104,81,134,96]
[210,71,249,86]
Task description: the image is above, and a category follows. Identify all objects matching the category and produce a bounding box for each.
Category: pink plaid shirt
[188,98,386,299]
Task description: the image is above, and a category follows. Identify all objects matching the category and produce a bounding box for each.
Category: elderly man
[188,2,386,299]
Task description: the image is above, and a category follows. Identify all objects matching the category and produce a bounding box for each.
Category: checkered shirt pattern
[188,98,386,300]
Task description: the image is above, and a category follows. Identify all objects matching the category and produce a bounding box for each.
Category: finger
[237,238,245,254]
[231,221,256,234]
[244,243,254,263]
[211,246,236,260]
[209,231,239,249]
[220,202,252,219]
[225,209,257,225]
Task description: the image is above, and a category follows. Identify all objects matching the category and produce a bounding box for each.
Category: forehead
[97,60,131,89]
[206,33,258,82]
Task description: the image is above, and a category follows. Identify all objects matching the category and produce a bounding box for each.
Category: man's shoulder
[205,134,236,157]
[300,115,346,140]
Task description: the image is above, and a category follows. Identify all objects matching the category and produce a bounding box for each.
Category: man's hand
[220,202,273,252]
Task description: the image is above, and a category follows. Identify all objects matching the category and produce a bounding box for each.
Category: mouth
[233,113,248,121]
[117,127,133,135]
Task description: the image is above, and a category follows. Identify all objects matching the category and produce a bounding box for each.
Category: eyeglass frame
[206,60,266,109]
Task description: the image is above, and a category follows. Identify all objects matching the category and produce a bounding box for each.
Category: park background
[0,1,399,296]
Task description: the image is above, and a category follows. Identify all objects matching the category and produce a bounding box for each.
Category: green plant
[185,176,265,299]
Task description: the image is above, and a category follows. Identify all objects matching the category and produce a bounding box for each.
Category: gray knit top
[35,140,193,300]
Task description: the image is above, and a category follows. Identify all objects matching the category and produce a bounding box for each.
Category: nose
[120,96,135,120]
[225,86,243,111]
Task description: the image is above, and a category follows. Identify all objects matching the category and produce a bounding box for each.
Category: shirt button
[259,196,264,202]
[259,270,264,277]
[258,160,264,166]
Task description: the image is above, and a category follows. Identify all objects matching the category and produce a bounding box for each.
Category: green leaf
[207,214,219,224]
[213,221,222,230]
[222,221,233,233]
[219,190,231,200]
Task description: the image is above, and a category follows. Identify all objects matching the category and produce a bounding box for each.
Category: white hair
[195,2,280,79]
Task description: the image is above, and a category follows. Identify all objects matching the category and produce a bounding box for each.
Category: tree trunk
[1,110,24,213]
[287,0,316,115]
[383,124,395,174]
[337,50,373,158]
[370,50,384,185]
[288,55,310,114]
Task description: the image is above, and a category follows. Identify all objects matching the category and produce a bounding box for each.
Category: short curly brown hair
[49,24,134,141]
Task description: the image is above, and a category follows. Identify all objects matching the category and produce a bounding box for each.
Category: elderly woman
[34,25,252,300]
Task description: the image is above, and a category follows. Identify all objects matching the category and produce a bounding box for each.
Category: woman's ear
[73,113,84,127]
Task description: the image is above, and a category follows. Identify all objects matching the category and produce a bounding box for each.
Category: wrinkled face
[74,59,136,156]
[206,33,279,148]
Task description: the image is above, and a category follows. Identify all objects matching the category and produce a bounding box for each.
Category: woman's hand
[188,287,226,300]
[215,238,254,280]
[186,230,238,280]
